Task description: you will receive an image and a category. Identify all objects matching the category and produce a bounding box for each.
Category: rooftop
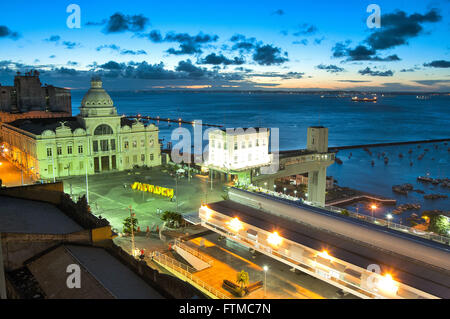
[5,117,82,135]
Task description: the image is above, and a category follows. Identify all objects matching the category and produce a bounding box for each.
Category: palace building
[0,77,161,180]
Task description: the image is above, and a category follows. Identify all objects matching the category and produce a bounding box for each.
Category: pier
[125,115,223,128]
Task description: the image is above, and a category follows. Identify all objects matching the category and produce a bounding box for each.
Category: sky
[0,0,449,91]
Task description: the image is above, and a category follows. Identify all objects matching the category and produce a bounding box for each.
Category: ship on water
[351,96,378,102]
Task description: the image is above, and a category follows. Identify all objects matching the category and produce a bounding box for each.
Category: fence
[151,251,229,299]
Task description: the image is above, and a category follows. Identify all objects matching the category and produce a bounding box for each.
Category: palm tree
[236,270,249,291]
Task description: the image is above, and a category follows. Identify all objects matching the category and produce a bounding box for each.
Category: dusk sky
[0,0,449,91]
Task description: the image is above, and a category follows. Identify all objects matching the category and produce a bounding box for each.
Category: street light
[294,190,297,197]
[370,204,377,218]
[283,187,286,194]
[386,213,393,227]
[263,265,268,298]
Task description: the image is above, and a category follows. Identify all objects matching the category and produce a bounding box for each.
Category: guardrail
[173,239,214,266]
[151,251,229,299]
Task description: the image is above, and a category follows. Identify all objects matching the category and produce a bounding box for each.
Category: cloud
[423,60,450,68]
[293,24,317,36]
[0,25,20,40]
[366,9,441,51]
[49,55,56,59]
[253,44,288,65]
[332,9,441,61]
[88,12,149,33]
[230,34,257,52]
[96,44,147,55]
[198,53,245,65]
[316,64,345,73]
[332,43,401,61]
[413,79,450,86]
[358,67,394,76]
[62,41,80,50]
[67,61,78,66]
[272,9,285,16]
[314,37,325,45]
[293,39,308,45]
[144,30,219,55]
[45,35,61,42]
[336,80,371,83]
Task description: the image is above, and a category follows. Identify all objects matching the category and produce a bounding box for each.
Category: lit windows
[57,146,62,155]
[124,141,129,149]
[67,145,72,155]
[133,140,137,148]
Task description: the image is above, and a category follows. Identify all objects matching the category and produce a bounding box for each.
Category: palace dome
[81,78,114,107]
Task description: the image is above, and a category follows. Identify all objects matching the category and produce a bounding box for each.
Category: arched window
[94,124,113,135]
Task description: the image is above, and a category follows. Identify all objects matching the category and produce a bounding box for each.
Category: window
[248,154,252,161]
[93,141,98,152]
[100,140,109,151]
[241,141,245,149]
[47,148,52,157]
[248,141,252,148]
[234,142,238,150]
[218,142,221,149]
[256,139,259,147]
[124,141,129,149]
[141,139,145,147]
[149,139,154,147]
[211,140,215,148]
[150,154,154,161]
[79,161,84,170]
[94,124,113,135]
[133,155,137,163]
[125,156,129,164]
[141,154,145,162]
[67,145,73,155]
[224,142,227,150]
[132,140,137,148]
[110,139,116,151]
[78,145,83,154]
[234,156,238,164]
[57,146,62,155]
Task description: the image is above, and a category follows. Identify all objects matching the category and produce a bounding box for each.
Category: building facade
[0,78,161,180]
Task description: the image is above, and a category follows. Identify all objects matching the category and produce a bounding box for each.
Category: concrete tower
[307,126,329,206]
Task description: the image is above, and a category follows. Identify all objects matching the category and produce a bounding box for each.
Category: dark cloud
[332,9,441,61]
[198,53,245,65]
[293,24,317,36]
[400,67,418,72]
[252,72,304,79]
[143,30,218,55]
[62,41,79,50]
[175,60,208,78]
[358,67,394,76]
[423,60,450,68]
[67,61,78,66]
[292,39,308,45]
[45,35,61,42]
[272,9,284,16]
[333,43,401,61]
[230,34,257,52]
[413,79,450,86]
[0,25,20,40]
[280,30,288,36]
[87,13,149,33]
[253,44,288,66]
[102,13,149,33]
[316,64,345,73]
[54,67,78,76]
[314,37,325,45]
[49,55,56,59]
[96,44,146,55]
[366,9,441,51]
[336,80,371,83]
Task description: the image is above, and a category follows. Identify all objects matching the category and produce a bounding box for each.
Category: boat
[351,96,377,102]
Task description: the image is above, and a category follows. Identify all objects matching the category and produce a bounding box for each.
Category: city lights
[226,217,244,232]
[267,231,283,246]
[318,250,332,260]
[377,274,399,295]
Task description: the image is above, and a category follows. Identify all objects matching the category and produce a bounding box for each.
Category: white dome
[81,78,113,107]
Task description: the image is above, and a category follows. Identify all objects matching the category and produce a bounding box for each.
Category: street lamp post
[283,187,287,195]
[263,265,268,298]
[386,213,393,228]
[370,204,377,218]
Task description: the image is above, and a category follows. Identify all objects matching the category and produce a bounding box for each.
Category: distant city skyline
[0,0,449,91]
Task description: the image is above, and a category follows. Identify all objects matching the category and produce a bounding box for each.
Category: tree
[341,209,350,217]
[428,215,449,235]
[161,211,184,228]
[123,216,139,235]
[236,270,249,291]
